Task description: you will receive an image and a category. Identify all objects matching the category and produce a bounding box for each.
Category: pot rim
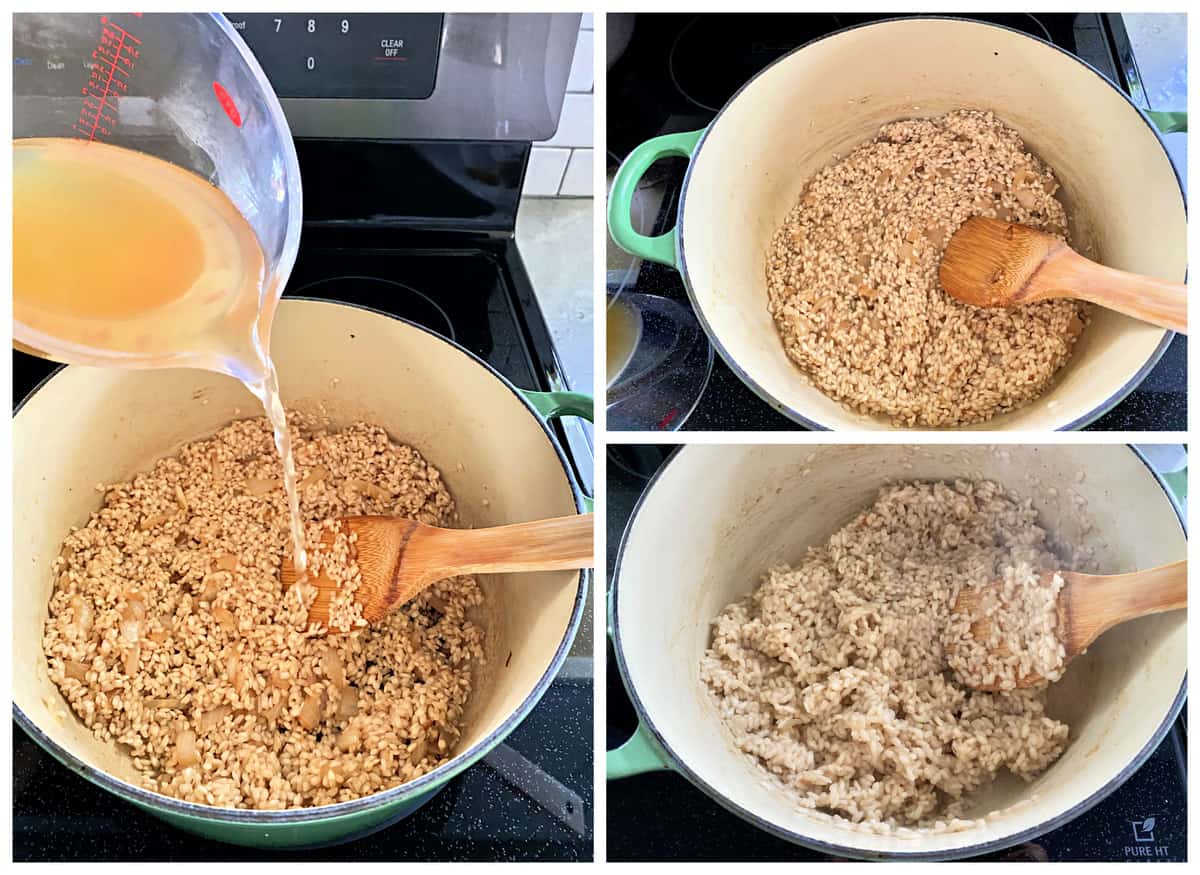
[12,297,591,824]
[610,443,1187,860]
[673,15,1184,432]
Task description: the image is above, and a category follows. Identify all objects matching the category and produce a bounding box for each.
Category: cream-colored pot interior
[14,300,583,806]
[679,18,1186,430]
[614,445,1186,857]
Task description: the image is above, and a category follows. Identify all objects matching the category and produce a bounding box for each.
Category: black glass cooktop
[289,233,548,395]
[607,12,1187,431]
[605,445,1187,862]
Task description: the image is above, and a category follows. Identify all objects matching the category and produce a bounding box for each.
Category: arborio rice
[700,480,1070,830]
[308,519,369,634]
[766,109,1086,427]
[946,563,1067,691]
[42,414,484,810]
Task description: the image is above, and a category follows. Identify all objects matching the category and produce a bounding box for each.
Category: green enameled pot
[609,444,1185,859]
[608,18,1186,430]
[14,299,591,848]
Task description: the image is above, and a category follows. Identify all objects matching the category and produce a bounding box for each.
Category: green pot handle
[522,389,593,423]
[1162,467,1187,504]
[607,128,705,268]
[605,579,672,778]
[521,390,594,512]
[1147,110,1187,134]
[608,720,673,779]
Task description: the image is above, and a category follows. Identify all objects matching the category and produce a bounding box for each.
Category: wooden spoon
[939,216,1187,333]
[282,513,593,633]
[949,560,1186,691]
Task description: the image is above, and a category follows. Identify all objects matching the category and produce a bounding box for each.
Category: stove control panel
[224,13,442,99]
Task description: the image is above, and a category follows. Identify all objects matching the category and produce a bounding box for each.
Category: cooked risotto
[43,414,484,809]
[766,109,1085,426]
[700,480,1070,829]
[945,563,1067,691]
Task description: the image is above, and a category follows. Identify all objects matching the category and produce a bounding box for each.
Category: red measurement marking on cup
[212,81,242,127]
[73,16,142,143]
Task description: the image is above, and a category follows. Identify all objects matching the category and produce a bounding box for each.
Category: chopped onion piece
[199,705,232,732]
[176,729,199,767]
[298,689,325,730]
[139,512,175,530]
[347,478,392,501]
[245,477,279,497]
[322,646,346,689]
[211,606,237,630]
[69,595,93,636]
[300,466,329,489]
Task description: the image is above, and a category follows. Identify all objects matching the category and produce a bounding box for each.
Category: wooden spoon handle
[1068,559,1187,651]
[437,513,595,575]
[1049,251,1187,333]
[1122,559,1189,615]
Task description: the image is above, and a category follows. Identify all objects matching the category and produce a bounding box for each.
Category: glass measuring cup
[13,12,302,381]
[606,289,714,431]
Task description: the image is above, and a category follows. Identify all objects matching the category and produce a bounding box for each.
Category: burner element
[289,275,457,341]
[668,13,1053,115]
[668,13,841,112]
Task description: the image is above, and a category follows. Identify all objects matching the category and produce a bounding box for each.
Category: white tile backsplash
[528,17,594,198]
[542,93,592,149]
[559,148,593,197]
[523,147,570,197]
[567,27,593,93]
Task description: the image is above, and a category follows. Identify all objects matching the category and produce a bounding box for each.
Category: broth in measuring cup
[14,137,307,572]
[606,295,640,386]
